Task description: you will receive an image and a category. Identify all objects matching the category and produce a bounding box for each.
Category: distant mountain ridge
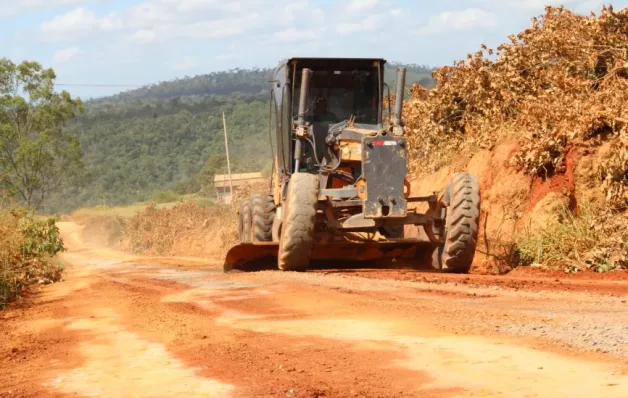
[91,62,435,104]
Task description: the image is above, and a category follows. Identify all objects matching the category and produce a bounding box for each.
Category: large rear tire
[277,173,319,271]
[251,194,275,242]
[433,173,481,273]
[238,198,252,243]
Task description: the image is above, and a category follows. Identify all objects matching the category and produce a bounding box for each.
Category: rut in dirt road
[1,222,628,398]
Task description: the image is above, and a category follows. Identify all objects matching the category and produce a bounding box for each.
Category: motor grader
[225,57,480,273]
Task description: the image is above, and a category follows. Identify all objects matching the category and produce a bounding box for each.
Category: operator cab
[288,58,385,127]
[271,58,387,176]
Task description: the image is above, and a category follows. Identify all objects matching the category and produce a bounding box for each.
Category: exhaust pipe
[294,68,312,172]
[393,67,406,127]
[297,68,312,128]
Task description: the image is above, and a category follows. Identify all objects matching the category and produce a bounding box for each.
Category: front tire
[277,173,319,271]
[251,194,275,242]
[432,173,481,273]
[238,198,252,243]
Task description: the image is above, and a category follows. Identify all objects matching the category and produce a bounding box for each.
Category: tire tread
[277,173,319,271]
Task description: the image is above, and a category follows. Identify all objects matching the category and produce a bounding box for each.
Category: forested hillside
[41,63,434,214]
[94,63,434,103]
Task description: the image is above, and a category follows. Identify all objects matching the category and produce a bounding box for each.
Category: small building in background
[214,172,265,204]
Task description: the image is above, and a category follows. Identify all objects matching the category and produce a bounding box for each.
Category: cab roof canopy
[280,57,387,71]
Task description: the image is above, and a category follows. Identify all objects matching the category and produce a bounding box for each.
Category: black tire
[278,173,319,271]
[238,198,252,243]
[433,173,481,273]
[251,194,276,242]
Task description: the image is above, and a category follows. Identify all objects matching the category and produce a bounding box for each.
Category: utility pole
[222,112,234,202]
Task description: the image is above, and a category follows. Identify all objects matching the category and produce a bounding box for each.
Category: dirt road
[2,222,628,397]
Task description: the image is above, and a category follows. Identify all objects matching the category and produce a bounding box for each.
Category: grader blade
[224,242,279,272]
[223,240,436,273]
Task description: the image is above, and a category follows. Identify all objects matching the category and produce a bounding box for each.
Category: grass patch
[70,195,215,223]
[150,190,180,204]
[514,203,618,272]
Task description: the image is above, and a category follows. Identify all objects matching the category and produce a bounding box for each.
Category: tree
[196,153,227,196]
[0,58,85,209]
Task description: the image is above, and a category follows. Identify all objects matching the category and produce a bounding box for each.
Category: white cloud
[123,0,285,29]
[281,0,309,23]
[470,0,604,12]
[53,47,79,63]
[573,0,606,13]
[274,28,318,43]
[337,14,381,34]
[128,29,156,44]
[345,0,380,13]
[120,0,310,41]
[124,1,177,28]
[215,54,238,60]
[471,0,557,9]
[166,0,246,13]
[416,8,497,36]
[0,0,93,17]
[170,55,200,71]
[311,8,325,24]
[174,0,226,11]
[40,7,122,41]
[37,0,326,48]
[173,16,256,39]
[100,13,123,31]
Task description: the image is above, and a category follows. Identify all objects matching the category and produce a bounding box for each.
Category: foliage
[124,201,224,256]
[18,213,65,258]
[515,203,598,269]
[196,154,227,196]
[42,94,273,214]
[0,206,65,308]
[150,190,180,204]
[515,202,627,272]
[0,58,85,209]
[404,5,628,208]
[122,180,267,258]
[384,62,436,90]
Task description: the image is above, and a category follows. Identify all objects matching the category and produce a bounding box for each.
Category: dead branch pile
[405,5,628,207]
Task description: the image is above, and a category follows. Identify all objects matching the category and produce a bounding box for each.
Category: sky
[1,0,624,99]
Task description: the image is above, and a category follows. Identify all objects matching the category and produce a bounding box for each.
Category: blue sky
[1,0,624,99]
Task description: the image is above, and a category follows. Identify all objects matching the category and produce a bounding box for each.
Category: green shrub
[0,208,65,309]
[149,190,180,204]
[194,197,215,208]
[514,203,621,272]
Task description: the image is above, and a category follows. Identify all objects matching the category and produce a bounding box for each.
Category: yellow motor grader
[225,57,480,273]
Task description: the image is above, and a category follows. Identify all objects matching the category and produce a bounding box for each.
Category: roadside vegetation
[122,182,265,257]
[404,5,627,273]
[0,204,65,309]
[1,58,84,308]
[514,202,625,273]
